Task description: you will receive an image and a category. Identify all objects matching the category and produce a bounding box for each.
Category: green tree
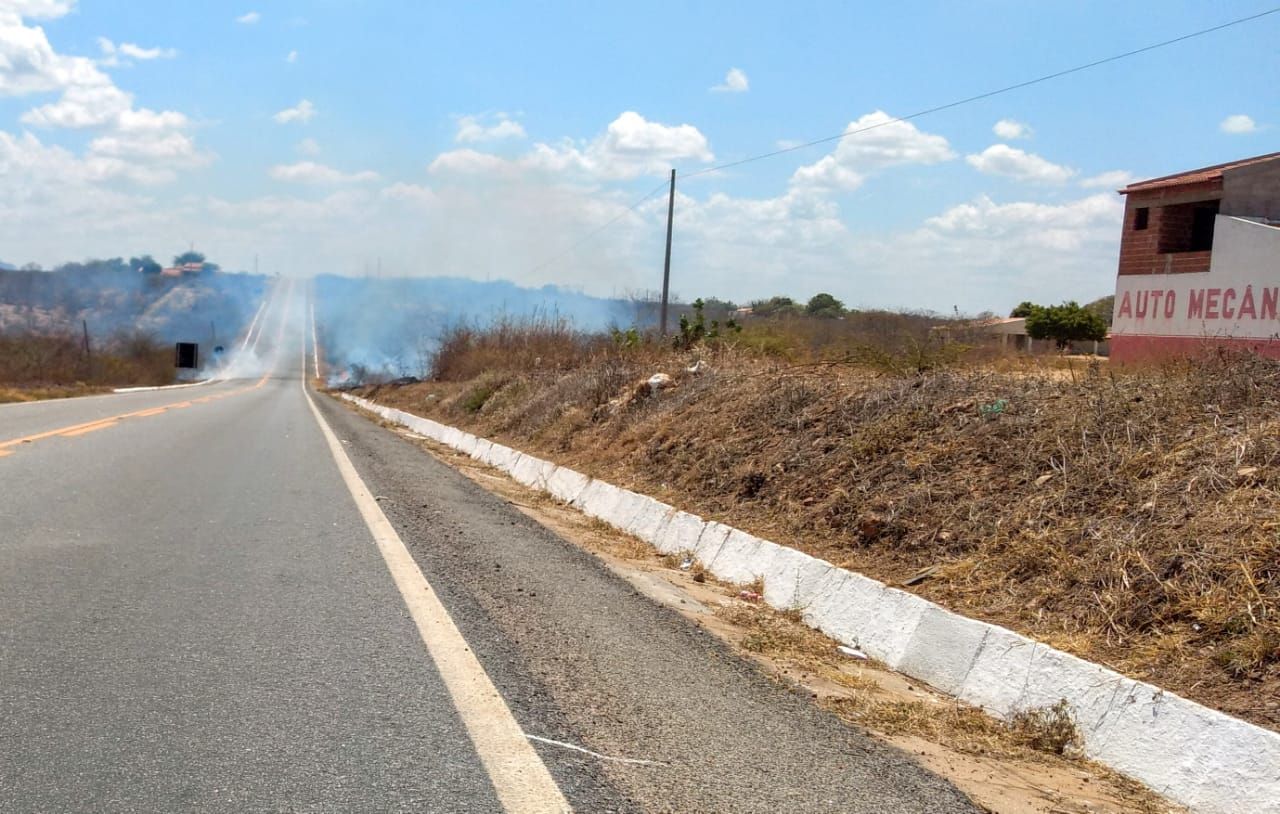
[1010,301,1041,318]
[130,255,162,275]
[749,296,802,318]
[805,292,845,318]
[173,250,206,266]
[1024,301,1108,350]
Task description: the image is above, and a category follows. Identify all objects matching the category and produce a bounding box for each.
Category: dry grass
[359,321,1280,731]
[0,330,175,391]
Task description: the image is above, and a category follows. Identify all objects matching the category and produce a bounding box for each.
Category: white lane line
[240,289,271,353]
[298,337,570,814]
[310,298,320,380]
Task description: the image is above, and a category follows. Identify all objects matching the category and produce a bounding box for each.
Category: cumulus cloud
[0,6,207,183]
[1220,114,1258,134]
[269,161,380,184]
[236,11,260,24]
[711,67,749,93]
[433,111,713,181]
[790,111,953,191]
[1079,170,1135,189]
[966,144,1074,184]
[296,137,320,156]
[1,1,75,20]
[98,38,177,65]
[273,99,315,124]
[992,119,1032,140]
[455,113,525,143]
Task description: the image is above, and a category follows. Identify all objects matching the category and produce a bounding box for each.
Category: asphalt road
[0,284,979,813]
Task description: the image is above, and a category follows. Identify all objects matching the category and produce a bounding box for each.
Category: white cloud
[1079,170,1135,189]
[455,113,525,143]
[434,111,713,181]
[286,50,297,64]
[1220,114,1257,134]
[993,119,1032,140]
[966,144,1074,184]
[269,161,379,184]
[236,11,260,24]
[97,38,177,66]
[428,148,512,176]
[790,111,953,191]
[273,99,315,124]
[0,7,207,185]
[711,67,749,93]
[296,137,320,156]
[1,1,75,20]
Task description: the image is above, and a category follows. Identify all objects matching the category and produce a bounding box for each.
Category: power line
[679,6,1280,180]
[527,178,670,275]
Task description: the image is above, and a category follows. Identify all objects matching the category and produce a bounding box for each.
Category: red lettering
[1164,290,1177,319]
[1135,291,1149,318]
[1188,289,1205,319]
[1119,291,1133,319]
[1205,288,1222,319]
[1264,288,1279,321]
[1222,288,1237,320]
[1239,286,1258,319]
[1150,290,1164,318]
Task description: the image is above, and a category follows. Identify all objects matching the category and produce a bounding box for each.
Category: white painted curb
[113,379,212,393]
[342,393,1280,814]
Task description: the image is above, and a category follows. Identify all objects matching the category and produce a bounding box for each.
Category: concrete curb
[112,379,212,393]
[343,393,1280,814]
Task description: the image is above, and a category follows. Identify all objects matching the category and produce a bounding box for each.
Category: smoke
[313,274,638,382]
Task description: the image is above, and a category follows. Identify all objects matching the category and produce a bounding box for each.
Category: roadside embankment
[342,387,1280,814]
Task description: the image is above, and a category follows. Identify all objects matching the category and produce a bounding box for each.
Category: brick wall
[1116,179,1221,276]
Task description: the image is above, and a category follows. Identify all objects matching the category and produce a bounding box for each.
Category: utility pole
[659,168,676,335]
[81,320,92,379]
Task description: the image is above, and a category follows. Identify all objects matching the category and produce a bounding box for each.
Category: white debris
[647,373,673,394]
[686,359,710,375]
[837,645,869,660]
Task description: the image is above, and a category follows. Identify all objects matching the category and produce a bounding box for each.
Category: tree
[130,255,162,275]
[1024,301,1108,350]
[750,296,802,318]
[1010,301,1041,318]
[805,292,845,318]
[173,250,205,266]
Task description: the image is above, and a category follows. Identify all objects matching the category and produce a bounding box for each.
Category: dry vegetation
[0,331,176,401]
[355,314,1280,731]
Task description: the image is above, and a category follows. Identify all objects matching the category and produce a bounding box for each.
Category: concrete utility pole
[659,168,676,335]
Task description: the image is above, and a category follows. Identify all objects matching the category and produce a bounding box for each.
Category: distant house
[159,262,205,278]
[1111,151,1280,361]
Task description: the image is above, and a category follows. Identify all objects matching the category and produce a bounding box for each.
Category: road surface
[0,282,979,813]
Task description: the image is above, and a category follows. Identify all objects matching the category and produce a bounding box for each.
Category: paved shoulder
[317,393,981,814]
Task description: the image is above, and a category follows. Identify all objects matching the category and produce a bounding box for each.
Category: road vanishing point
[1,282,979,813]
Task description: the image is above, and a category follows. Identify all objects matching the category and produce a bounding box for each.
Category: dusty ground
[364,406,1180,814]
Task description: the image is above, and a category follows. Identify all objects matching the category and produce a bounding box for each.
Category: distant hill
[0,259,268,345]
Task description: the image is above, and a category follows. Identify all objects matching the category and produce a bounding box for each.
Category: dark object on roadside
[389,376,422,386]
[174,342,198,369]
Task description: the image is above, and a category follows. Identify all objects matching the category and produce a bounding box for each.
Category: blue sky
[1,0,1276,313]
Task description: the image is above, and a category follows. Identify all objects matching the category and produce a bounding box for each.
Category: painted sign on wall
[1112,216,1280,340]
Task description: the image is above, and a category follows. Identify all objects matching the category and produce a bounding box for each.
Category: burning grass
[358,321,1280,730]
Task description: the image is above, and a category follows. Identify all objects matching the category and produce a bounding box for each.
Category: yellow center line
[0,375,274,457]
[59,420,120,438]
